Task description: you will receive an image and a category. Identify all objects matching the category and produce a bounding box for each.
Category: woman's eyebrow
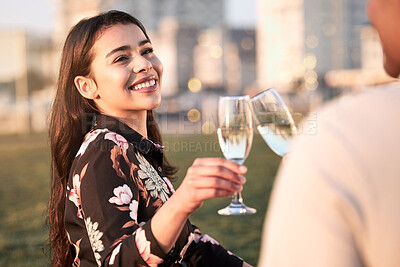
[139,39,151,47]
[105,45,131,58]
[105,39,151,58]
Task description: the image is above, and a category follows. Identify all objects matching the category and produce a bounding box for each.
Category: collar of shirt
[94,113,164,156]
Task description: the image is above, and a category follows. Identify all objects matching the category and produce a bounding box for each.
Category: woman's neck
[115,110,148,138]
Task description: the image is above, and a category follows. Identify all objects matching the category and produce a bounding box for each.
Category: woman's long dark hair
[47,10,177,266]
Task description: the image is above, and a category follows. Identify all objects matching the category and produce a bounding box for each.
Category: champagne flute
[249,88,297,157]
[217,96,256,215]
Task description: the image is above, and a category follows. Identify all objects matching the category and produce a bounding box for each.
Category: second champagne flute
[249,88,297,157]
[217,96,256,215]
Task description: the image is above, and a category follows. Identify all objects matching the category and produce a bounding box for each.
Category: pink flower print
[154,143,164,150]
[197,234,220,246]
[129,200,138,221]
[193,229,219,246]
[69,174,83,219]
[67,232,82,267]
[109,185,133,205]
[76,129,109,157]
[105,132,129,154]
[135,228,164,266]
[109,243,122,265]
[179,232,196,259]
[163,177,175,193]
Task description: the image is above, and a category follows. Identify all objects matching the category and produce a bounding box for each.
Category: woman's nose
[133,56,153,73]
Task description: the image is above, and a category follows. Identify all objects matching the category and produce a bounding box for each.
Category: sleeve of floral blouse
[72,137,167,266]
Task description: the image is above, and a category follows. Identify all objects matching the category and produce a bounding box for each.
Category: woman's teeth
[132,79,156,90]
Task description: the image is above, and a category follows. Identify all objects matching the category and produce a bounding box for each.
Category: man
[258,0,400,266]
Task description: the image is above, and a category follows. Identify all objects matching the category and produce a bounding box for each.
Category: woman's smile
[129,76,158,92]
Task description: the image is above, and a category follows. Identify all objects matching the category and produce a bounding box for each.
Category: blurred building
[304,0,369,97]
[0,30,54,134]
[256,0,317,114]
[325,25,396,91]
[304,0,368,73]
[256,0,304,93]
[255,0,386,113]
[257,0,370,93]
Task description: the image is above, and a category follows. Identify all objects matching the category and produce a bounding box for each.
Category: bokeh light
[187,108,201,122]
[303,54,317,69]
[304,70,318,84]
[305,80,318,91]
[188,77,202,92]
[210,45,223,59]
[202,121,216,135]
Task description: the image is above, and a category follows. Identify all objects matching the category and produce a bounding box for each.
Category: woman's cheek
[152,56,163,80]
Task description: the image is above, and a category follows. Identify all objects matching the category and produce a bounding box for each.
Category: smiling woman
[74,23,163,137]
[48,10,251,267]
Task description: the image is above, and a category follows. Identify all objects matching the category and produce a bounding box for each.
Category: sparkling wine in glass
[249,88,297,157]
[217,96,256,215]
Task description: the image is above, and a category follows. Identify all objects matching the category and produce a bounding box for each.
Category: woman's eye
[141,48,154,56]
[114,55,129,63]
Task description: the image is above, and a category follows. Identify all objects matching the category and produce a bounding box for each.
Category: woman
[48,10,250,267]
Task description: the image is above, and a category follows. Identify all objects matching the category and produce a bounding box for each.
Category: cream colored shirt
[259,83,400,267]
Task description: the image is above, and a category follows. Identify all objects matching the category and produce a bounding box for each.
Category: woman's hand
[173,157,247,215]
[151,157,247,253]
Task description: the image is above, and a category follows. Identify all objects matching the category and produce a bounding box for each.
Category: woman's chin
[145,100,161,111]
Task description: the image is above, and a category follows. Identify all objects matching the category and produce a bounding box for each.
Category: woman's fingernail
[239,165,247,173]
[239,175,246,183]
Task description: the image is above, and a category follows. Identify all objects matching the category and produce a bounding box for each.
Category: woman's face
[367,0,400,78]
[89,23,163,117]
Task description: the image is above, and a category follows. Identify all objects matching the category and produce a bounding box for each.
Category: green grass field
[0,133,281,266]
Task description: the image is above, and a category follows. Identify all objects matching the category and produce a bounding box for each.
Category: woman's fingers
[187,165,246,185]
[193,188,236,200]
[187,176,243,192]
[192,157,248,174]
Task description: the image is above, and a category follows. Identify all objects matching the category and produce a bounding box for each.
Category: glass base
[218,202,257,215]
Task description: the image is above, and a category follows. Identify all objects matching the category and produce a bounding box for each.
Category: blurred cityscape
[0,0,396,135]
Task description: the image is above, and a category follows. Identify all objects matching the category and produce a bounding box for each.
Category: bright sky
[0,0,56,33]
[225,0,257,29]
[0,0,256,34]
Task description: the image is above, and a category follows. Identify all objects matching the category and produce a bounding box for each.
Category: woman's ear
[74,76,99,99]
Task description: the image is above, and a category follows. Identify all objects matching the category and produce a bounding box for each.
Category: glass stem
[232,192,243,204]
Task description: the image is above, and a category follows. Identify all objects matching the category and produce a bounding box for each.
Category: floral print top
[65,114,243,267]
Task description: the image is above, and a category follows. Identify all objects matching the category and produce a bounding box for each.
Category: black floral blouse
[65,114,243,267]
